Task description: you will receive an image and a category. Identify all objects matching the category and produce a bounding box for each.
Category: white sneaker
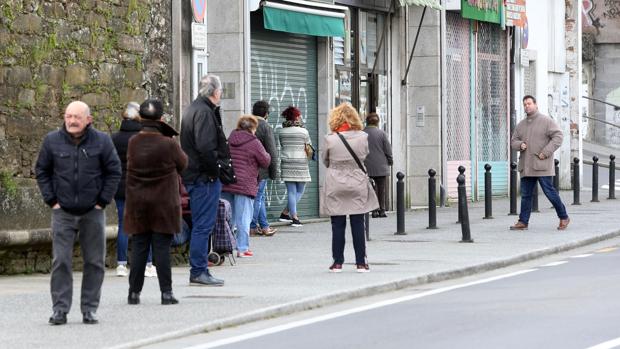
[144,265,158,278]
[116,264,128,277]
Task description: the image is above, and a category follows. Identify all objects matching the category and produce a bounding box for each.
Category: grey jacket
[510,111,563,177]
[363,126,393,177]
[254,116,278,180]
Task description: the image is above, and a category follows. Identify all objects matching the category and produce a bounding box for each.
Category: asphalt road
[153,240,620,349]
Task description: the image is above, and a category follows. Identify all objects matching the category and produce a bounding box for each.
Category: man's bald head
[64,101,92,137]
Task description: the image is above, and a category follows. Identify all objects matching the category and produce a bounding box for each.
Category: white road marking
[585,337,620,349]
[570,254,593,259]
[184,269,538,349]
[541,261,568,267]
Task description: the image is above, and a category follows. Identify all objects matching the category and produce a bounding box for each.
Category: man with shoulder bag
[180,74,232,286]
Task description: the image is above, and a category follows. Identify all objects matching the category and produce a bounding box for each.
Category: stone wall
[0,0,173,180]
[0,238,190,275]
[0,0,173,228]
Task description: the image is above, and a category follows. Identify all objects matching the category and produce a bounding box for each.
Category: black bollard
[395,172,407,235]
[457,173,473,243]
[572,157,581,205]
[456,165,466,223]
[610,155,616,200]
[553,159,560,191]
[591,156,599,203]
[427,169,438,229]
[532,182,539,212]
[483,163,493,219]
[509,162,518,215]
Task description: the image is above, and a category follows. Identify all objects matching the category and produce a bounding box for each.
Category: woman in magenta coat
[222,115,271,258]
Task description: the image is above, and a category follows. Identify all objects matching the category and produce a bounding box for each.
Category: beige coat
[510,111,563,177]
[320,130,379,216]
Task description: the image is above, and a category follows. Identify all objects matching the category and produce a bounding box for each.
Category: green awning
[263,5,345,37]
[398,0,444,10]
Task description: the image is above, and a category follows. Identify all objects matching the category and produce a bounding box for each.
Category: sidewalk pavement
[1,191,618,349]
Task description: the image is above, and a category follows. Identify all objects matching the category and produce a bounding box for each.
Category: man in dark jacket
[249,100,278,236]
[35,101,121,325]
[180,74,228,286]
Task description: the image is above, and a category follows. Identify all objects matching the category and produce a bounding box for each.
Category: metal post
[456,166,466,223]
[572,157,581,205]
[483,163,493,219]
[439,184,446,208]
[457,173,473,243]
[509,162,517,215]
[609,155,616,200]
[591,156,599,203]
[395,172,406,235]
[553,159,560,191]
[427,169,437,229]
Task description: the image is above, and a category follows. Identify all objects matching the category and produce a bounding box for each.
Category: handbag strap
[336,132,367,174]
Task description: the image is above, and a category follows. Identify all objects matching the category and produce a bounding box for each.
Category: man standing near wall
[250,100,278,237]
[180,74,227,286]
[35,101,122,325]
[510,95,570,231]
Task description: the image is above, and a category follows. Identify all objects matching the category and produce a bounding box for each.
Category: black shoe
[161,291,179,305]
[371,210,379,218]
[189,271,224,286]
[379,210,387,218]
[279,212,292,222]
[48,310,67,325]
[128,291,140,305]
[291,218,303,227]
[82,311,98,324]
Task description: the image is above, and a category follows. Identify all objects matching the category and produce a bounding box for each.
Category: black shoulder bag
[336,132,376,189]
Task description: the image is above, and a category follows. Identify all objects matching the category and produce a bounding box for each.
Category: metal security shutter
[251,25,319,220]
[445,12,472,201]
[475,22,509,198]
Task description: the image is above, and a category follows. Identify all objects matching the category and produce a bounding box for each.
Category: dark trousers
[331,214,366,265]
[51,208,105,313]
[129,232,173,294]
[371,176,387,211]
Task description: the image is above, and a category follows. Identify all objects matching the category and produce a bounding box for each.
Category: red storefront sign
[505,0,526,27]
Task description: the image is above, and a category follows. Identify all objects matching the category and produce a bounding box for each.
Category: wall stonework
[0,0,174,227]
[0,0,173,181]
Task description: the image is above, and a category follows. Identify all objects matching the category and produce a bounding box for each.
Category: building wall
[404,6,442,206]
[205,0,245,133]
[584,0,620,146]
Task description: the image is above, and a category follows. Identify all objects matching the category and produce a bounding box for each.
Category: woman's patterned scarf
[282,119,304,128]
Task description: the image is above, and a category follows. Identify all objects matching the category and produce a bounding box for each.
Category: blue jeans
[222,192,254,252]
[285,182,306,216]
[115,199,151,264]
[186,179,222,277]
[251,179,269,229]
[519,176,569,224]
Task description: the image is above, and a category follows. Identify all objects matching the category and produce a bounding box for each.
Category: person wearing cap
[36,101,122,325]
[276,106,312,227]
[123,99,188,305]
[111,102,157,278]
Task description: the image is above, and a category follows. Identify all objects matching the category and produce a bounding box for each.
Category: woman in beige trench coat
[321,103,379,273]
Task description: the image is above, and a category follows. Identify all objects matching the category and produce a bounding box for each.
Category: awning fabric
[262,4,345,37]
[398,0,444,10]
